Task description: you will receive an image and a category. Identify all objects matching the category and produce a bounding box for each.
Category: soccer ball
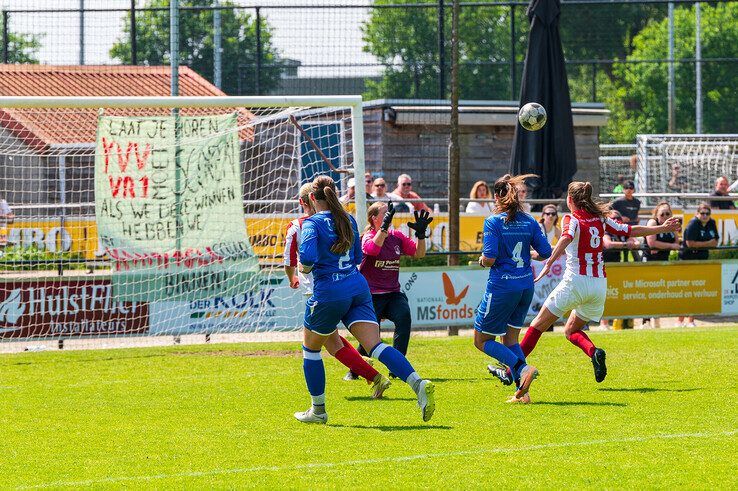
[518,102,547,131]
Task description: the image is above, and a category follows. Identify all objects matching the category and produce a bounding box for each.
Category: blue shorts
[474,287,534,336]
[304,290,379,336]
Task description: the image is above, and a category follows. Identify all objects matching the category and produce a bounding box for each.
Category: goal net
[0,96,366,352]
[634,134,738,206]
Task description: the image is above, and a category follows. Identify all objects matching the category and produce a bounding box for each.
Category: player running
[474,174,552,403]
[294,175,435,424]
[514,181,680,383]
[284,183,390,399]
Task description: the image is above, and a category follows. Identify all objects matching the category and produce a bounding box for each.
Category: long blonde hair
[364,201,385,234]
[311,175,353,254]
[469,180,489,200]
[538,204,559,227]
[493,174,537,222]
[298,183,314,213]
[650,201,672,223]
[569,181,609,218]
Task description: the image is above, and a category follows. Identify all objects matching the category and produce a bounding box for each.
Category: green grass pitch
[1,326,736,489]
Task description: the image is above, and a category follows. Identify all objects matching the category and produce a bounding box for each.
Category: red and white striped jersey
[283,216,313,294]
[561,210,631,278]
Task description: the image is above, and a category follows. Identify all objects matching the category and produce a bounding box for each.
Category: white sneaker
[294,407,328,424]
[687,321,697,328]
[416,380,436,422]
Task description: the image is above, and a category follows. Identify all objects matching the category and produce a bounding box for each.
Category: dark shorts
[304,290,378,335]
[473,287,534,336]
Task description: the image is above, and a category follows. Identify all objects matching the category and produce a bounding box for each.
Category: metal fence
[2,0,737,141]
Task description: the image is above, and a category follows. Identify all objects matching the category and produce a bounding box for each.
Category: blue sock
[302,346,325,408]
[370,342,416,384]
[509,343,526,364]
[483,340,525,379]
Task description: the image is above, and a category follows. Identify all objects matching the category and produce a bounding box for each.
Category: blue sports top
[482,211,552,292]
[299,210,369,300]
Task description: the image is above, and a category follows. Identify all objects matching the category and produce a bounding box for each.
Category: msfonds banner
[94,113,259,302]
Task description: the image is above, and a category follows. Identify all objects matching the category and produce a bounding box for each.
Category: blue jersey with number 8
[482,212,552,293]
[299,210,368,300]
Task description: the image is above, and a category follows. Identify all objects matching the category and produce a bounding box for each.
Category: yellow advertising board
[604,261,722,317]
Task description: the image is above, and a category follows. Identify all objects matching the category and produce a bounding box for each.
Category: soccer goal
[634,134,738,205]
[0,96,367,351]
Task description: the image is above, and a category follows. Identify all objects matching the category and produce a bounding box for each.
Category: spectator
[709,176,736,210]
[599,209,640,329]
[538,204,561,245]
[642,202,680,329]
[678,203,719,327]
[465,180,494,214]
[339,177,357,204]
[392,174,431,213]
[0,197,14,249]
[667,164,686,193]
[612,180,641,260]
[363,172,375,204]
[371,177,400,203]
[516,182,532,214]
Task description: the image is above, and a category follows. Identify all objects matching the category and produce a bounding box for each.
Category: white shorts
[543,274,607,323]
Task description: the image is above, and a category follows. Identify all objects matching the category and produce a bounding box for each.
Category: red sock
[520,328,543,357]
[567,330,596,358]
[334,336,379,384]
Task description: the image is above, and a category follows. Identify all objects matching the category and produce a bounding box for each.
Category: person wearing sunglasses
[371,177,401,204]
[677,203,719,327]
[392,174,431,214]
[537,204,561,245]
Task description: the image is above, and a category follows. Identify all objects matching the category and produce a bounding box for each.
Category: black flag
[510,0,577,200]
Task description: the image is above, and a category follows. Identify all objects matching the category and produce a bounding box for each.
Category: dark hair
[312,175,353,254]
[623,180,635,190]
[569,181,609,218]
[493,173,537,223]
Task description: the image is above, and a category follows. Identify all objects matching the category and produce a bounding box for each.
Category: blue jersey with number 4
[482,212,552,293]
[299,210,369,300]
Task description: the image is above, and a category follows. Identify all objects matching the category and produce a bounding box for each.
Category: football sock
[334,336,379,385]
[370,342,415,384]
[302,346,326,412]
[567,330,597,358]
[520,327,543,357]
[509,343,526,364]
[483,340,525,379]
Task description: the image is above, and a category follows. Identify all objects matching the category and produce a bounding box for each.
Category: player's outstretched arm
[534,235,572,282]
[630,216,681,237]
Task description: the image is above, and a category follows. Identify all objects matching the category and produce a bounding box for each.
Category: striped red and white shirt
[283,216,313,294]
[561,210,632,278]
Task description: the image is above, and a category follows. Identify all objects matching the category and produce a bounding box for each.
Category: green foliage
[400,251,477,268]
[2,31,41,63]
[110,0,284,95]
[0,328,736,487]
[606,3,738,142]
[0,245,88,271]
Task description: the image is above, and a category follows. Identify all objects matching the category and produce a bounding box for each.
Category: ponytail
[568,181,609,218]
[312,175,354,254]
[364,202,384,234]
[493,173,537,223]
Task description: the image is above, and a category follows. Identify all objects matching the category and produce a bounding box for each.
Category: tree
[604,3,738,142]
[110,0,283,95]
[362,0,513,100]
[2,31,41,63]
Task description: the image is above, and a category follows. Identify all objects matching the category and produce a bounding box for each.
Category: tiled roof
[0,65,253,150]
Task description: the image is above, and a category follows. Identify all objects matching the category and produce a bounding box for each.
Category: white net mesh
[635,134,738,205]
[0,100,361,351]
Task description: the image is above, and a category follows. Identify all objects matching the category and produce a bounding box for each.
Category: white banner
[721,263,738,314]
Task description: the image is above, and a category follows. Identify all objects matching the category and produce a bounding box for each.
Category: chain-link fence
[1,0,737,143]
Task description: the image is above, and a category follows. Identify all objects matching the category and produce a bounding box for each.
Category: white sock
[406,372,421,394]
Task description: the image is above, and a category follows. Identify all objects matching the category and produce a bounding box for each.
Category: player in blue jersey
[295,175,435,424]
[474,174,552,403]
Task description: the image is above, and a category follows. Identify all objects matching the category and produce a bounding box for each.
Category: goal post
[0,95,367,350]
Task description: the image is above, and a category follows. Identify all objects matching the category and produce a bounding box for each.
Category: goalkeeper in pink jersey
[284,183,390,399]
[344,201,432,380]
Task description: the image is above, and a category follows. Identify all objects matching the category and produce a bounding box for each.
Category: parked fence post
[130,0,137,65]
[2,11,8,64]
[438,0,446,99]
[213,0,222,90]
[255,7,262,95]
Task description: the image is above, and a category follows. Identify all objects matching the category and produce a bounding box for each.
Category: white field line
[19,429,737,489]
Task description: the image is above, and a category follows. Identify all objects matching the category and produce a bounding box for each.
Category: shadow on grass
[344,396,416,402]
[535,401,627,407]
[599,387,702,393]
[331,424,453,431]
